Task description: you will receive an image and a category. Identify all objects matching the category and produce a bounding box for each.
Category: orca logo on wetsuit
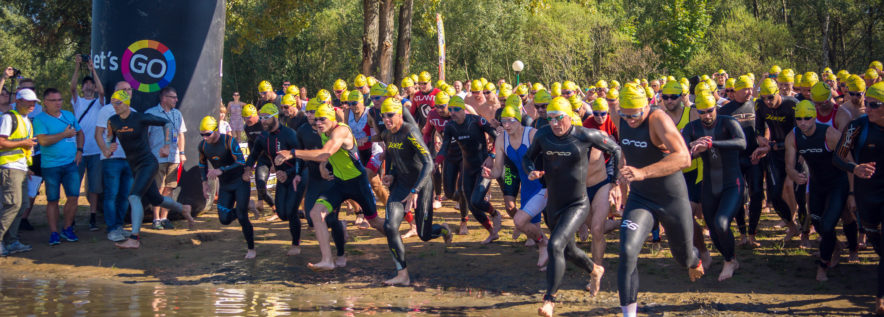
[799,148,824,154]
[545,150,572,156]
[621,138,648,148]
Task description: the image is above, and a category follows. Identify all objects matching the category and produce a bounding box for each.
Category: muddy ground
[0,188,878,316]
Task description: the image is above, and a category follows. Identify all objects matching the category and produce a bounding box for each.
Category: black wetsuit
[426,111,468,221]
[683,115,746,262]
[296,121,347,256]
[244,121,274,209]
[617,110,700,307]
[382,122,448,270]
[438,114,498,229]
[198,134,254,249]
[246,124,302,246]
[523,124,622,302]
[834,116,884,297]
[280,112,308,131]
[796,123,847,267]
[720,99,764,234]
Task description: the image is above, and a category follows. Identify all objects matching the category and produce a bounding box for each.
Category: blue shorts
[43,161,81,202]
[77,154,103,194]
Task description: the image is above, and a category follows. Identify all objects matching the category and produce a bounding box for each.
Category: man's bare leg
[514,211,547,268]
[589,185,612,266]
[481,212,501,244]
[307,204,335,271]
[245,248,256,259]
[718,258,739,281]
[384,268,411,286]
[400,211,418,239]
[585,263,605,296]
[537,298,554,317]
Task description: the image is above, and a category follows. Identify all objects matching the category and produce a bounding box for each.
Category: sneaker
[107,229,126,242]
[89,214,99,231]
[19,218,34,231]
[49,232,61,246]
[152,220,164,230]
[161,219,175,230]
[5,241,32,254]
[60,226,79,242]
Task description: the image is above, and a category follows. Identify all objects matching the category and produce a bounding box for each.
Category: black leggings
[461,167,494,228]
[764,153,792,222]
[443,157,468,221]
[275,178,301,246]
[254,162,275,208]
[385,185,447,270]
[132,160,164,206]
[856,187,884,298]
[303,173,346,256]
[702,185,743,261]
[545,197,595,299]
[619,195,699,306]
[217,181,255,249]
[809,179,848,266]
[736,156,764,235]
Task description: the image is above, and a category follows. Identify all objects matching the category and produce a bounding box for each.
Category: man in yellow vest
[0,89,39,256]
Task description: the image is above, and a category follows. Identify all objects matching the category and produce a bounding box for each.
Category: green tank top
[321,123,363,181]
[676,105,703,182]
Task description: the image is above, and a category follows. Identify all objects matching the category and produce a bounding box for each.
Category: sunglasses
[382,112,397,119]
[618,110,644,119]
[867,101,884,110]
[483,91,492,95]
[661,94,680,100]
[547,114,566,123]
[605,98,616,102]
[315,117,329,122]
[200,131,214,137]
[849,91,863,97]
[418,82,428,85]
[434,104,448,109]
[334,90,344,94]
[592,111,607,117]
[761,95,775,102]
[725,89,734,93]
[371,96,382,101]
[696,108,715,115]
[796,116,814,121]
[562,90,574,95]
[347,101,359,106]
[769,74,778,78]
[259,115,274,120]
[449,107,463,112]
[534,103,548,109]
[305,110,316,115]
[500,118,519,125]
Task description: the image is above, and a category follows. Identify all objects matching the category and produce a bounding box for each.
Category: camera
[11,68,21,78]
[80,54,91,63]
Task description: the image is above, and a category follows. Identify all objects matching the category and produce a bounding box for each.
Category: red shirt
[422,110,451,145]
[411,88,440,127]
[583,115,618,140]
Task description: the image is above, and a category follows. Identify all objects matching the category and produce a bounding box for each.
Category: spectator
[218,103,231,135]
[0,88,38,255]
[13,79,42,231]
[227,92,244,138]
[146,87,187,230]
[33,88,84,245]
[94,82,135,242]
[70,55,106,231]
[277,81,291,96]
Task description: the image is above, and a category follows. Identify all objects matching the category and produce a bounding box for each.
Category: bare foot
[265,214,280,222]
[335,256,347,268]
[783,225,799,242]
[383,270,410,286]
[537,300,554,317]
[829,243,843,268]
[491,212,502,236]
[458,221,469,235]
[355,217,370,230]
[441,223,453,246]
[718,259,739,282]
[689,260,705,282]
[115,238,141,249]
[401,225,418,240]
[481,230,500,244]
[799,233,811,249]
[525,239,536,247]
[700,251,712,271]
[286,246,301,256]
[183,205,195,230]
[537,238,549,268]
[876,297,884,315]
[737,235,749,246]
[245,249,256,259]
[577,224,589,242]
[747,235,761,248]
[848,251,859,264]
[512,227,522,240]
[816,265,828,282]
[585,264,605,296]
[307,261,335,272]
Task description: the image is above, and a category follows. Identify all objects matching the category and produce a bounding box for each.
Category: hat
[810,81,832,102]
[661,80,682,95]
[846,74,866,93]
[333,79,347,91]
[346,90,363,103]
[200,116,218,132]
[305,98,321,112]
[16,89,39,102]
[695,93,716,110]
[241,104,257,117]
[315,104,336,121]
[734,75,754,91]
[285,84,299,96]
[418,71,432,83]
[795,100,816,118]
[591,98,609,111]
[380,97,402,114]
[534,90,552,104]
[353,74,368,87]
[760,78,779,96]
[435,91,451,105]
[384,84,399,97]
[258,80,273,93]
[619,83,648,109]
[866,82,884,102]
[401,77,415,88]
[281,94,297,106]
[259,103,279,118]
[449,96,466,110]
[109,90,128,105]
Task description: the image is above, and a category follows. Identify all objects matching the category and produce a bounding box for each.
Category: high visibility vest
[0,110,33,166]
[676,106,703,183]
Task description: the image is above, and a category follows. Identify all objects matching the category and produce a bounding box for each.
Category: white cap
[16,89,39,102]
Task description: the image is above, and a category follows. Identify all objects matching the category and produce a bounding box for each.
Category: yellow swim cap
[611,80,620,89]
[471,80,482,92]
[769,65,782,74]
[778,69,795,84]
[305,98,321,112]
[694,82,712,96]
[661,80,682,95]
[500,104,521,122]
[111,90,130,105]
[445,85,456,96]
[505,94,522,109]
[286,84,299,96]
[200,116,218,132]
[484,82,496,92]
[258,80,273,93]
[410,74,418,83]
[591,98,609,112]
[532,83,545,92]
[385,84,399,97]
[563,81,578,91]
[595,80,608,89]
[700,75,710,81]
[499,84,513,99]
[241,104,257,117]
[353,74,367,88]
[865,68,879,80]
[333,79,347,91]
[317,89,332,103]
[823,67,833,74]
[717,69,727,76]
[346,90,363,103]
[795,100,816,118]
[449,96,466,110]
[607,88,619,100]
[568,95,583,111]
[643,86,654,99]
[534,90,552,104]
[619,83,648,110]
[435,91,451,105]
[725,78,736,90]
[418,71,432,83]
[760,78,779,96]
[401,77,415,88]
[515,84,529,95]
[370,83,385,97]
[282,94,297,106]
[548,97,573,115]
[315,104,336,121]
[435,80,445,88]
[480,77,488,87]
[380,97,402,114]
[695,93,716,110]
[795,74,803,86]
[810,81,832,102]
[872,61,883,71]
[867,82,884,101]
[847,74,866,92]
[367,76,378,88]
[799,72,819,88]
[837,70,850,83]
[551,82,562,97]
[259,103,279,118]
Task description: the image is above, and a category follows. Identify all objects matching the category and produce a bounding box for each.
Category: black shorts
[315,174,378,219]
[683,169,701,203]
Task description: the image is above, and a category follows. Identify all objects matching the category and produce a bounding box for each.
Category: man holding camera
[0,89,39,255]
[70,55,106,231]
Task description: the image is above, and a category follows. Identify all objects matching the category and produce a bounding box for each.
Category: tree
[375,0,395,82]
[361,0,379,76]
[394,0,414,83]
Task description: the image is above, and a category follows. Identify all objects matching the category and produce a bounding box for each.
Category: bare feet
[537,300,554,317]
[245,249,256,259]
[578,224,589,242]
[876,297,884,315]
[783,225,799,242]
[799,232,811,249]
[512,227,522,240]
[848,251,859,264]
[183,205,195,230]
[307,261,335,272]
[401,224,418,240]
[718,259,739,282]
[441,223,453,246]
[829,243,843,268]
[700,251,712,271]
[335,256,347,268]
[355,216,370,230]
[458,221,469,235]
[265,214,280,222]
[737,235,749,246]
[816,265,828,282]
[482,230,500,244]
[383,269,410,286]
[537,238,549,268]
[689,260,705,282]
[115,238,141,249]
[585,264,605,296]
[286,246,301,256]
[747,235,761,248]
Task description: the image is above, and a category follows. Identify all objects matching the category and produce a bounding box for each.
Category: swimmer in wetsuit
[614,84,704,317]
[241,104,274,217]
[436,96,502,244]
[786,100,847,282]
[197,116,255,259]
[245,104,303,256]
[682,94,746,282]
[377,98,453,286]
[833,82,884,315]
[104,90,192,249]
[524,97,622,317]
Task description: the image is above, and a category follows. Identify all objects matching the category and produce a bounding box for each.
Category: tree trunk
[393,0,414,84]
[361,0,379,76]
[376,0,395,83]
[753,0,759,18]
[820,0,830,67]
[782,0,788,26]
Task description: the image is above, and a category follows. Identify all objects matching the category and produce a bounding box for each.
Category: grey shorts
[155,162,179,188]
